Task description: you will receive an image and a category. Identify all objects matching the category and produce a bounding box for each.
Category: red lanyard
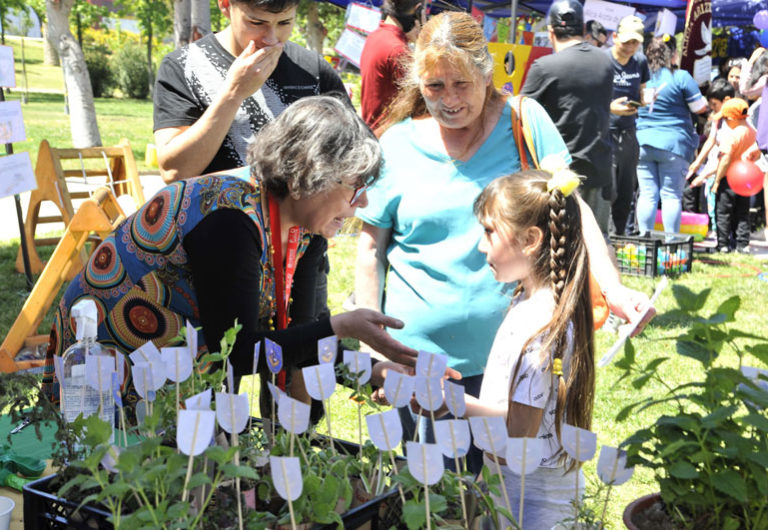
[267,193,300,330]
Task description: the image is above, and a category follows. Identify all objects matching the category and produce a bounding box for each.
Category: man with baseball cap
[521,0,615,234]
[607,15,650,235]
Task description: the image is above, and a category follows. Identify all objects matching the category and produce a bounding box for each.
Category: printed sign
[0,100,26,144]
[335,28,367,68]
[0,152,35,199]
[583,0,636,31]
[0,46,15,88]
[346,2,381,34]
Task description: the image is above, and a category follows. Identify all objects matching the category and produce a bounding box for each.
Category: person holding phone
[606,15,650,236]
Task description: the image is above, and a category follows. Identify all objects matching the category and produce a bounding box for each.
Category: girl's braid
[548,189,568,304]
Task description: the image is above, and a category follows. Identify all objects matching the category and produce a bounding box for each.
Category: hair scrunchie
[540,154,582,197]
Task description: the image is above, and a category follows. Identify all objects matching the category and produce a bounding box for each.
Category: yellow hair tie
[540,155,581,197]
[663,34,671,42]
[552,358,563,377]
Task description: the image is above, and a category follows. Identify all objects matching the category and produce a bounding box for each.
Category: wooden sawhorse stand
[15,138,143,279]
[1,188,126,373]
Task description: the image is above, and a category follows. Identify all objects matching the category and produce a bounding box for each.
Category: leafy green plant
[111,43,150,99]
[615,286,768,529]
[83,41,113,98]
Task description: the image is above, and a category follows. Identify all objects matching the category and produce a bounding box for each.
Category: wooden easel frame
[0,187,126,373]
[15,138,143,279]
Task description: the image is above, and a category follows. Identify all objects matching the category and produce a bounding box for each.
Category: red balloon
[726,160,765,197]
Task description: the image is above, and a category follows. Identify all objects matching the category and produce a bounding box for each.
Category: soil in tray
[630,500,680,530]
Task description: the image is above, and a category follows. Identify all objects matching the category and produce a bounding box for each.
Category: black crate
[612,231,694,277]
[23,430,402,530]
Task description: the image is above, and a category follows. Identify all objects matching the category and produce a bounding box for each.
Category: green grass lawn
[3,230,766,527]
[5,36,65,93]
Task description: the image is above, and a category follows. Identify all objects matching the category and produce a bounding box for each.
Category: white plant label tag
[53,355,65,388]
[267,381,285,403]
[132,362,165,399]
[186,320,198,360]
[177,409,215,456]
[406,441,444,486]
[435,419,470,458]
[161,346,193,383]
[136,400,147,424]
[383,371,416,408]
[271,456,303,501]
[561,424,597,462]
[226,360,235,394]
[85,354,115,391]
[100,445,122,474]
[130,341,162,366]
[414,375,443,411]
[343,350,371,385]
[302,363,336,401]
[185,388,212,411]
[215,392,249,434]
[444,381,466,418]
[597,446,634,485]
[366,409,402,451]
[318,335,338,364]
[112,372,122,408]
[277,394,311,435]
[265,338,283,374]
[253,341,261,374]
[469,416,507,454]
[505,437,546,476]
[416,351,448,378]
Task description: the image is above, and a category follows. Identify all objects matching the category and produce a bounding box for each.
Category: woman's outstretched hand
[330,309,419,367]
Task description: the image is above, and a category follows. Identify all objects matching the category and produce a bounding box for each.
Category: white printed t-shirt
[479,287,573,468]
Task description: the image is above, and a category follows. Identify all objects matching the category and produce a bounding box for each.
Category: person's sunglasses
[340,175,375,206]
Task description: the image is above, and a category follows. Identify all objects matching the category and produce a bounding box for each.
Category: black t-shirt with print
[153,34,347,175]
[521,42,614,189]
[607,49,650,131]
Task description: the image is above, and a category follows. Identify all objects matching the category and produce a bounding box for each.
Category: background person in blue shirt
[636,36,708,234]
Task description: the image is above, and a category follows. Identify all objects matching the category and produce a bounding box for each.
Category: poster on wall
[345,3,381,35]
[334,28,367,68]
[583,0,635,31]
[680,0,712,85]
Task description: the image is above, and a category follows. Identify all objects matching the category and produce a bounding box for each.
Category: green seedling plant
[614,286,768,530]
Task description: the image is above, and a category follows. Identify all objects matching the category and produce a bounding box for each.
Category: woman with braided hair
[463,159,595,528]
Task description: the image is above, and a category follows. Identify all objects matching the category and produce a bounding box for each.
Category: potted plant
[613,286,768,529]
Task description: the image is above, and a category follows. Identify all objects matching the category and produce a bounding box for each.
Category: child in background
[686,79,736,236]
[453,160,595,529]
[691,98,761,253]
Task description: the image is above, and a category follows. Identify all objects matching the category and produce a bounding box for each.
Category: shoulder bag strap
[510,96,540,170]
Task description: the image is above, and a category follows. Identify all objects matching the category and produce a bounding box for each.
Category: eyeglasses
[338,176,375,206]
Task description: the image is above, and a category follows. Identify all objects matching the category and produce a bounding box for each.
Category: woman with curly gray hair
[43,95,418,411]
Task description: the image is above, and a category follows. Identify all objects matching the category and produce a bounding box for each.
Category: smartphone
[627,100,644,108]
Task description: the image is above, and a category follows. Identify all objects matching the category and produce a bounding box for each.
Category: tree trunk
[306,2,324,54]
[190,0,211,41]
[173,0,191,49]
[42,23,60,66]
[46,0,101,147]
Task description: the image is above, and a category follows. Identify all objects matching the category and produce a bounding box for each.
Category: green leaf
[667,461,699,479]
[676,340,716,366]
[672,285,710,311]
[702,405,738,428]
[187,472,212,490]
[631,372,653,389]
[746,344,768,368]
[739,412,768,432]
[717,296,740,321]
[712,469,748,503]
[403,500,427,530]
[723,517,741,530]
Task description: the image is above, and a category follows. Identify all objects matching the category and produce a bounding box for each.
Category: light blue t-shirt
[357,98,570,377]
[637,68,704,161]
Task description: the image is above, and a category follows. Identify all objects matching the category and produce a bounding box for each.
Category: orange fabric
[590,274,609,330]
[721,123,761,162]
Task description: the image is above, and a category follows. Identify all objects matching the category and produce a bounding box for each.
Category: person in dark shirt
[521,0,614,234]
[606,15,650,235]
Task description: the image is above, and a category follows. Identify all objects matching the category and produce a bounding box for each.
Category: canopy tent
[323,0,765,28]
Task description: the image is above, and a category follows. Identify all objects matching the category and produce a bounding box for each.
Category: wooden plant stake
[366,409,406,505]
[343,350,371,456]
[505,437,545,528]
[302,363,336,449]
[215,392,249,530]
[177,410,215,502]
[561,424,597,519]
[406,441,444,530]
[271,456,303,530]
[596,445,634,529]
[469,416,512,516]
[435,420,471,528]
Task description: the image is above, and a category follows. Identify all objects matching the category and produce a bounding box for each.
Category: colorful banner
[488,43,553,95]
[680,0,712,85]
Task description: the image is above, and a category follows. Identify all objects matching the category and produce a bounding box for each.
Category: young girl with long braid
[458,159,596,529]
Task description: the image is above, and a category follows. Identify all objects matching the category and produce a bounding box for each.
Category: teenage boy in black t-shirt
[153,0,346,183]
[606,15,650,235]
